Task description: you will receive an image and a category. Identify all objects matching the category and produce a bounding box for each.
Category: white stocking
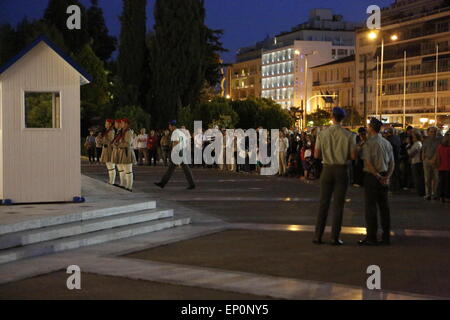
[106,163,116,185]
[117,164,126,187]
[125,164,134,190]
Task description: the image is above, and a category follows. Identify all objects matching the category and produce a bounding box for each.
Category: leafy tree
[0,24,17,66]
[151,0,224,127]
[231,99,263,129]
[77,44,110,133]
[44,0,90,54]
[232,98,293,129]
[204,28,227,88]
[178,98,238,131]
[2,18,68,64]
[258,99,294,129]
[342,106,363,127]
[86,0,117,62]
[116,0,148,108]
[307,109,331,127]
[115,105,151,131]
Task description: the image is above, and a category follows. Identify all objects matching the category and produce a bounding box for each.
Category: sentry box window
[24,92,61,129]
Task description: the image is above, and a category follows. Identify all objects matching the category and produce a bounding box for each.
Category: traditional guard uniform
[116,119,137,192]
[100,119,117,185]
[111,120,124,187]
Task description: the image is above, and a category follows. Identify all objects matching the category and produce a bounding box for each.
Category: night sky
[0,0,393,63]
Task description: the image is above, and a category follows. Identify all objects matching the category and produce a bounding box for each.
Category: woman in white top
[407,130,425,196]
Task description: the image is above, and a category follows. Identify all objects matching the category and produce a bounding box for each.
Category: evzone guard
[112,119,136,192]
[110,119,123,187]
[100,119,117,185]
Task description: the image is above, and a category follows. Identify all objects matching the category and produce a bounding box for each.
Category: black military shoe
[154,182,165,189]
[312,239,324,245]
[187,185,196,190]
[358,238,379,246]
[330,239,344,246]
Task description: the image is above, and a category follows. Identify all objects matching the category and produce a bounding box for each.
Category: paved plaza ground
[83,163,450,231]
[0,271,271,300]
[0,162,449,300]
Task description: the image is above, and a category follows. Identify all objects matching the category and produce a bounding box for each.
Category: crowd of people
[278,123,450,203]
[85,119,450,202]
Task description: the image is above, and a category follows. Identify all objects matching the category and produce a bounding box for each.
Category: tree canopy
[150,0,226,127]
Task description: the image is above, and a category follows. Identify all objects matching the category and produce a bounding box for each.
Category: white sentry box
[0,36,91,203]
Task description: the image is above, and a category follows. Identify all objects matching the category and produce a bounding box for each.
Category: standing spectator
[136,128,149,166]
[160,130,171,166]
[408,130,425,197]
[437,132,450,203]
[278,131,289,176]
[399,132,413,190]
[384,127,402,191]
[313,107,356,246]
[422,127,441,200]
[300,135,313,180]
[147,130,159,166]
[353,127,367,187]
[95,132,103,164]
[287,153,298,177]
[85,131,96,164]
[132,131,139,163]
[358,118,394,246]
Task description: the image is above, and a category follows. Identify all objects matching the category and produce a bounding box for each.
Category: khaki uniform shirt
[362,134,394,173]
[315,125,356,165]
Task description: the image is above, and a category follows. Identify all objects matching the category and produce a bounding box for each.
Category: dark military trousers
[160,160,195,188]
[314,165,349,241]
[364,173,391,242]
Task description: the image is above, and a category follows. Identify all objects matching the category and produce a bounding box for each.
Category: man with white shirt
[154,121,195,190]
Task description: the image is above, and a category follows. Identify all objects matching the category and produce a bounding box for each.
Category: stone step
[0,216,191,265]
[0,208,174,250]
[0,201,157,236]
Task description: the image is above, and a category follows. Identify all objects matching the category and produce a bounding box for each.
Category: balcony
[382,106,449,114]
[381,44,450,62]
[342,77,352,83]
[384,62,450,79]
[385,85,449,95]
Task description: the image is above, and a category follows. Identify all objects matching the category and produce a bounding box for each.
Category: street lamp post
[368,31,399,122]
[363,54,368,126]
[299,50,317,131]
[379,36,384,121]
[435,44,439,124]
[403,50,407,128]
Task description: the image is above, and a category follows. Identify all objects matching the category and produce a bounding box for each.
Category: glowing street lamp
[420,118,429,125]
[390,34,399,41]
